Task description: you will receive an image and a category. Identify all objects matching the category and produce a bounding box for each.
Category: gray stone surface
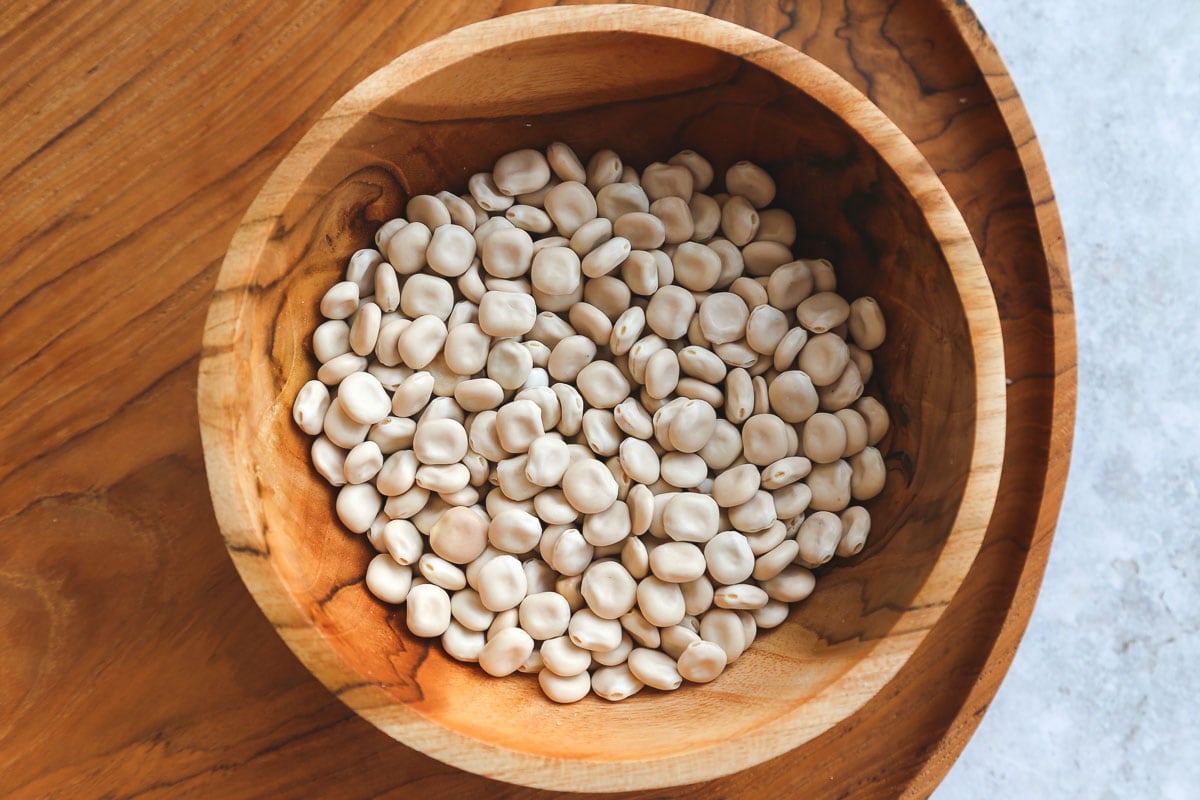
[935,2,1200,798]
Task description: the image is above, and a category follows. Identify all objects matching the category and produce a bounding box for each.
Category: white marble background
[935,2,1200,798]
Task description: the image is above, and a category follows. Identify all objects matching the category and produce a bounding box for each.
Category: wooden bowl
[198,5,1005,792]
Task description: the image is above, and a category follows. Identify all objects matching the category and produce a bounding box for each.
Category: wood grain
[0,1,1072,798]
[199,7,1006,791]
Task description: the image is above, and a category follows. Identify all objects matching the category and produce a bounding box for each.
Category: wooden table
[0,2,1073,798]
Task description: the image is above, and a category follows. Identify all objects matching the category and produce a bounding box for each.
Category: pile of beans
[292,144,889,703]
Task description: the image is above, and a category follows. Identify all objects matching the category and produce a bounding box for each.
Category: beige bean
[591,663,643,701]
[797,291,851,333]
[680,575,714,616]
[798,332,850,386]
[293,379,331,436]
[671,241,721,291]
[650,196,694,243]
[494,399,543,454]
[676,345,725,383]
[627,484,654,537]
[561,459,618,515]
[538,635,591,679]
[616,536,649,581]
[668,399,717,454]
[313,319,351,363]
[392,315,444,370]
[794,511,840,566]
[751,599,789,629]
[641,162,694,201]
[713,584,769,611]
[612,396,653,440]
[465,411,504,463]
[558,307,608,350]
[386,221,433,275]
[807,459,853,512]
[593,183,648,224]
[852,396,890,446]
[755,208,797,246]
[479,226,533,279]
[714,339,758,369]
[406,583,452,637]
[659,452,706,489]
[728,490,776,533]
[547,335,596,383]
[502,205,552,235]
[752,539,800,581]
[712,463,760,507]
[741,414,789,466]
[527,246,585,300]
[613,212,665,250]
[323,397,370,448]
[375,448,418,496]
[532,488,578,525]
[725,161,775,208]
[349,302,382,357]
[496,455,543,502]
[636,575,686,627]
[817,361,864,411]
[535,665,589,702]
[699,608,746,662]
[412,418,468,465]
[476,554,528,612]
[745,305,789,355]
[583,275,632,319]
[772,327,808,372]
[456,262,487,305]
[849,446,886,500]
[609,306,646,357]
[442,620,487,663]
[569,215,613,258]
[661,493,719,543]
[660,624,702,661]
[585,149,623,192]
[761,456,812,490]
[425,224,476,277]
[741,241,793,277]
[407,194,451,229]
[664,149,711,191]
[764,370,818,425]
[492,149,550,197]
[544,141,585,183]
[698,419,742,470]
[581,561,638,619]
[579,235,631,279]
[344,440,383,485]
[834,408,870,458]
[418,552,468,591]
[399,274,453,320]
[642,347,679,400]
[772,481,812,519]
[766,261,814,309]
[369,416,417,456]
[848,296,886,349]
[372,263,400,314]
[515,591,571,641]
[847,343,874,384]
[432,190,476,232]
[675,639,727,683]
[552,383,584,437]
[417,460,471,494]
[452,378,502,415]
[622,648,680,692]
[486,339,533,391]
[374,220,407,253]
[318,351,368,386]
[647,541,707,584]
[478,625,535,677]
[803,412,848,464]
[720,195,759,246]
[837,505,871,557]
[567,607,624,652]
[481,508,538,555]
[320,280,359,320]
[486,607,519,641]
[703,530,755,585]
[688,193,721,241]
[575,361,630,409]
[515,435,568,489]
[727,277,765,313]
[364,554,412,604]
[475,291,536,338]
[582,409,622,457]
[384,485,430,519]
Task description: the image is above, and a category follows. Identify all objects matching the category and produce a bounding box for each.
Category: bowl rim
[198,3,1006,792]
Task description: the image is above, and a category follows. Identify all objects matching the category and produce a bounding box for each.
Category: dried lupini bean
[299,145,893,702]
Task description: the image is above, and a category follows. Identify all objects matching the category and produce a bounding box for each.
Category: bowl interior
[201,7,1003,791]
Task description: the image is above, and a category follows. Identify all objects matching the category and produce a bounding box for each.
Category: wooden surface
[198,6,1007,791]
[0,1,1073,798]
